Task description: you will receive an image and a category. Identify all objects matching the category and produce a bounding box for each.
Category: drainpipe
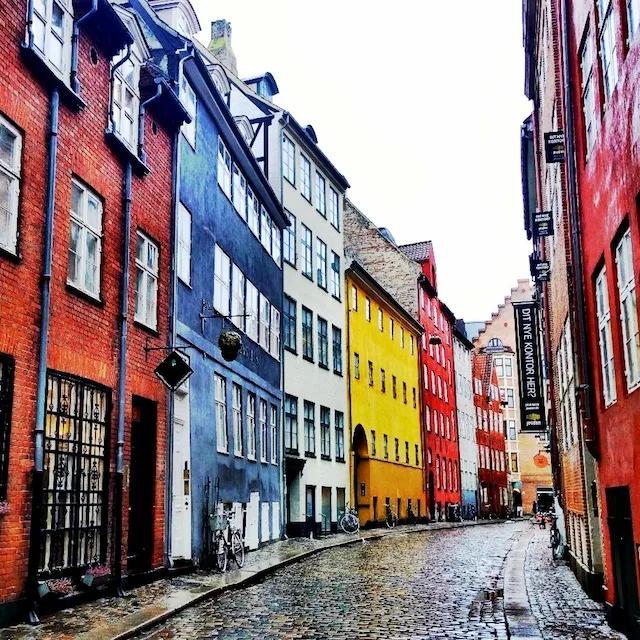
[165,42,194,565]
[71,0,98,93]
[25,0,35,48]
[26,87,60,624]
[138,80,163,165]
[114,162,133,596]
[560,0,596,455]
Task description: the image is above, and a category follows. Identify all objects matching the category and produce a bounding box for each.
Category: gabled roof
[473,353,493,397]
[399,241,433,262]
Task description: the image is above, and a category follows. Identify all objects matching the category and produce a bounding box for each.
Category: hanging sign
[533,211,554,238]
[530,255,551,282]
[513,302,546,432]
[154,350,193,391]
[544,132,565,163]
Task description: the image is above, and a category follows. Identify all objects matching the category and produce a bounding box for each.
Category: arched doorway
[352,424,370,524]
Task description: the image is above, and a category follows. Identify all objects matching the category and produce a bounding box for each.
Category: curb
[99,519,507,640]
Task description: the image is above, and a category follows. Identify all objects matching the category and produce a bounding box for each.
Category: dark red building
[472,354,507,518]
[399,242,461,521]
[0,0,185,623]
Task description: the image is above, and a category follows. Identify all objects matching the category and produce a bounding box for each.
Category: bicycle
[385,503,398,529]
[339,504,360,534]
[549,515,563,560]
[407,503,417,525]
[210,510,245,572]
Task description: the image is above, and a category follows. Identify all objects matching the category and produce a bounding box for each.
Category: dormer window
[31,0,73,77]
[111,47,141,151]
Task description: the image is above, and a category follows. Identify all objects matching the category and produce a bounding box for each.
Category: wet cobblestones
[138,524,521,640]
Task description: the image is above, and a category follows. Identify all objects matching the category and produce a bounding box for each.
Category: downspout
[25,0,35,48]
[138,80,163,165]
[71,0,98,93]
[560,0,596,454]
[345,275,355,510]
[27,87,60,624]
[166,42,194,564]
[114,162,133,596]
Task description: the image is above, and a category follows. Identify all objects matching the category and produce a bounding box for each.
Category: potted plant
[80,564,110,588]
[38,577,74,599]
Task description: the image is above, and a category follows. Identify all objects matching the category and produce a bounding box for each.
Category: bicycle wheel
[231,531,245,568]
[386,512,397,528]
[215,533,228,572]
[340,513,359,534]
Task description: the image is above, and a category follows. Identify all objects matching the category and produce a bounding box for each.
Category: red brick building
[399,243,461,521]
[472,354,507,518]
[0,0,185,623]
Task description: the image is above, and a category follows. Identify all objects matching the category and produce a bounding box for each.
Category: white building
[198,23,351,537]
[453,324,477,518]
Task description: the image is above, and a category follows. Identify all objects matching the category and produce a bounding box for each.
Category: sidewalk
[0,519,489,640]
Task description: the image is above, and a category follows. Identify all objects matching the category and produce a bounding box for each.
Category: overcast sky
[190,0,533,323]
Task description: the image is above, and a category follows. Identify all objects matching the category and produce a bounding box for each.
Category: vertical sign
[544,132,565,163]
[513,302,546,432]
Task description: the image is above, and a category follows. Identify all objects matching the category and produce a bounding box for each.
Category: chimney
[208,20,238,76]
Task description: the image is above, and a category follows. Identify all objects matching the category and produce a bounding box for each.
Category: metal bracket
[199,299,249,334]
[143,338,197,362]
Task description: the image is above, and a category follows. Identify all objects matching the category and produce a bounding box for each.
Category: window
[31,0,72,75]
[615,229,640,390]
[405,441,409,463]
[403,381,407,404]
[0,354,14,500]
[510,453,519,473]
[365,297,371,321]
[247,393,256,459]
[415,444,419,466]
[180,75,197,146]
[368,360,374,386]
[506,389,515,408]
[598,0,619,102]
[259,294,271,353]
[321,406,331,459]
[227,266,245,333]
[260,399,268,462]
[410,335,415,355]
[214,245,231,315]
[301,224,313,278]
[595,267,616,405]
[394,438,399,461]
[304,401,315,455]
[629,0,640,39]
[351,285,358,310]
[354,353,360,379]
[282,135,295,185]
[284,395,298,453]
[232,384,243,456]
[215,374,228,453]
[260,206,272,254]
[317,238,327,289]
[217,139,232,198]
[412,387,416,408]
[381,369,386,393]
[246,280,259,342]
[335,411,345,460]
[400,327,405,348]
[283,212,296,266]
[436,456,441,488]
[68,180,103,298]
[0,116,22,256]
[579,30,598,156]
[392,375,397,398]
[383,434,389,459]
[442,459,447,490]
[247,187,260,237]
[329,188,339,229]
[134,232,158,329]
[270,405,277,464]
[272,222,281,266]
[177,203,191,284]
[300,154,311,201]
[302,307,313,361]
[378,308,384,331]
[315,172,326,216]
[318,317,329,368]
[504,357,513,377]
[331,252,341,299]
[283,296,297,352]
[332,326,343,374]
[494,357,504,377]
[270,306,280,360]
[232,165,246,217]
[112,48,140,150]
[370,430,377,456]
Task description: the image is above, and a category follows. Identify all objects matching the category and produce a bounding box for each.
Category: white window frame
[0,115,22,256]
[246,187,260,237]
[180,75,197,147]
[282,135,296,185]
[317,238,327,289]
[596,267,617,405]
[231,264,245,331]
[615,230,640,391]
[580,30,598,156]
[259,294,271,353]
[283,211,296,266]
[214,245,231,315]
[329,187,339,229]
[629,0,640,40]
[31,0,73,77]
[260,399,268,462]
[378,308,383,332]
[232,383,243,457]
[232,165,246,217]
[215,374,228,453]
[272,220,281,267]
[112,47,141,151]
[331,252,341,299]
[270,405,277,465]
[134,231,159,329]
[68,179,103,298]
[270,306,281,361]
[260,206,271,254]
[217,138,232,199]
[315,172,326,216]
[599,0,619,102]
[246,280,259,342]
[247,393,256,460]
[301,224,313,278]
[300,154,311,201]
[504,357,513,377]
[177,202,191,285]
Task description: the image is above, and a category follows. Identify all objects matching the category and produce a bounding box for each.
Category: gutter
[71,0,98,93]
[27,87,60,624]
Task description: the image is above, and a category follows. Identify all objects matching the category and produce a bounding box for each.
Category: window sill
[331,223,340,232]
[234,453,244,459]
[285,448,299,457]
[66,282,105,308]
[319,363,329,371]
[304,452,316,458]
[260,458,268,464]
[105,130,149,177]
[336,457,345,464]
[284,176,296,188]
[318,283,328,292]
[303,355,314,364]
[134,320,160,337]
[247,456,257,462]
[321,454,331,461]
[0,246,20,264]
[217,449,230,455]
[333,370,343,377]
[316,209,327,218]
[284,346,298,356]
[284,259,297,269]
[20,44,86,112]
[332,295,342,303]
[178,277,192,289]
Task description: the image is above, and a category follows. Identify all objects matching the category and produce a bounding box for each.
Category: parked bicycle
[385,503,398,529]
[339,504,360,534]
[549,514,563,560]
[209,510,245,572]
[407,503,417,525]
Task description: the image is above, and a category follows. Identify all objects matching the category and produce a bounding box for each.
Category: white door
[246,492,260,550]
[171,391,192,560]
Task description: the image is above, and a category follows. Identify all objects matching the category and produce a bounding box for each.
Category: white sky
[190,0,533,323]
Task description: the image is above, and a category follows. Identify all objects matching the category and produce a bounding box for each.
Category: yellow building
[346,261,426,526]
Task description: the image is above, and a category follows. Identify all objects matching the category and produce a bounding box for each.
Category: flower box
[38,578,74,599]
[80,565,111,589]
